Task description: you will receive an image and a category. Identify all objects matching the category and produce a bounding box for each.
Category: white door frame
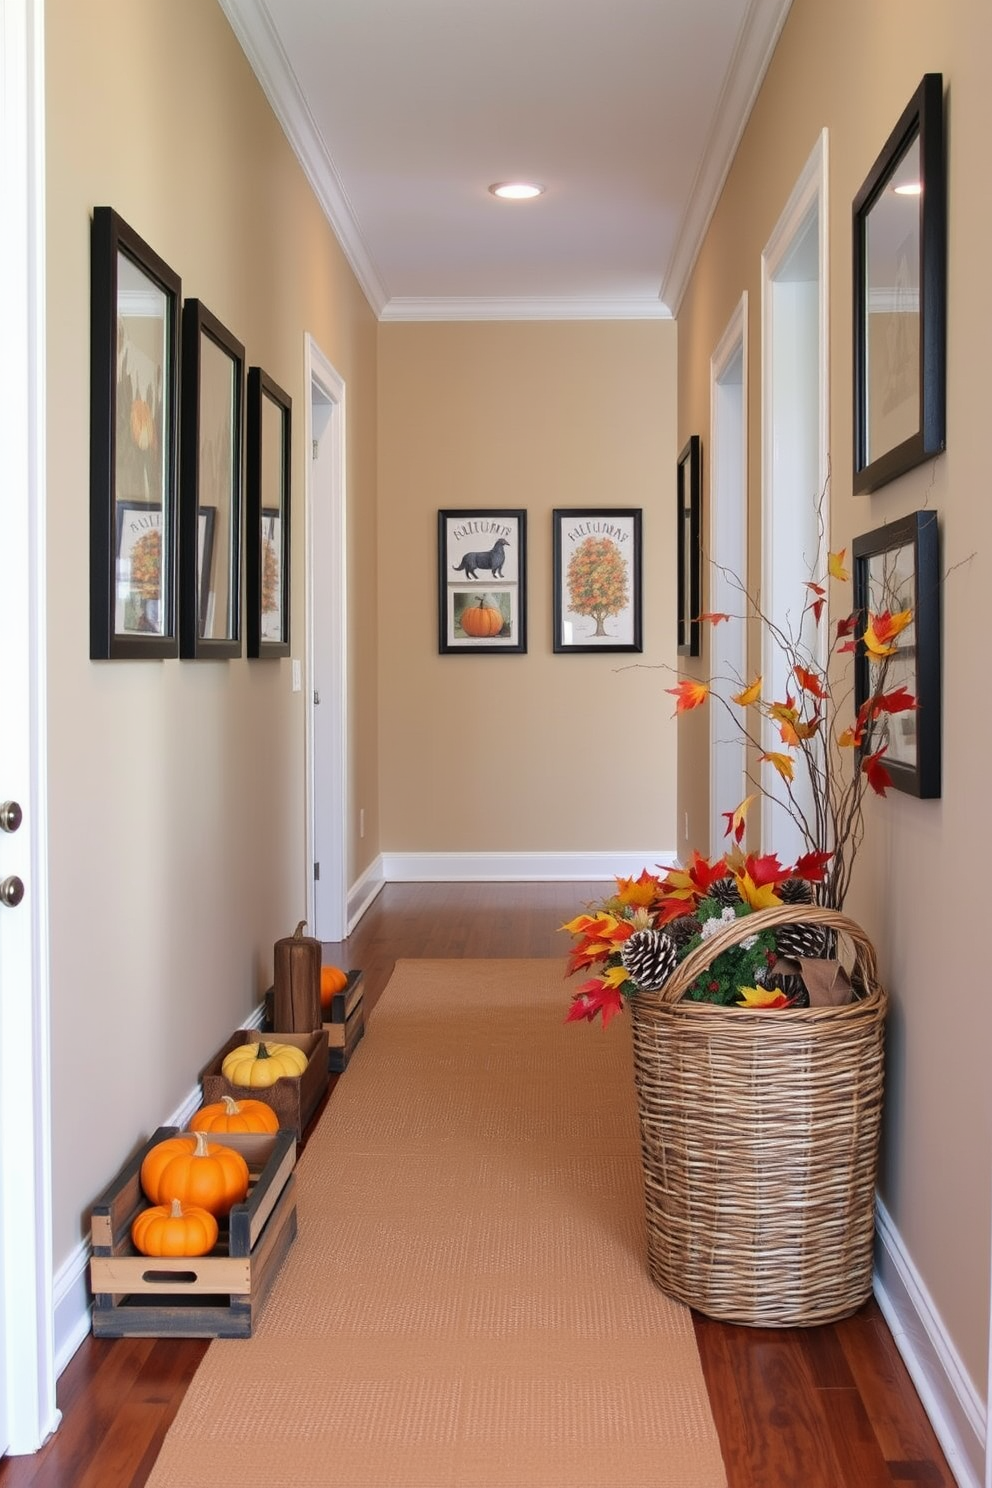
[0,0,59,1455]
[760,129,829,862]
[708,293,749,858]
[303,336,348,941]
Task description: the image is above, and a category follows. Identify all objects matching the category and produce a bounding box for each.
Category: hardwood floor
[1,882,956,1487]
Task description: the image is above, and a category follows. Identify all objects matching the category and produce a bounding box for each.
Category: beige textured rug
[145,958,727,1488]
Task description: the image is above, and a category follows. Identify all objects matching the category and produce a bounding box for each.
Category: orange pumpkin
[460,597,504,638]
[131,1198,218,1258]
[140,1132,250,1217]
[189,1095,280,1135]
[320,964,348,1010]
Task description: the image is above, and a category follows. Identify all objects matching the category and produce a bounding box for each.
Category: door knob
[0,876,25,908]
[0,800,23,833]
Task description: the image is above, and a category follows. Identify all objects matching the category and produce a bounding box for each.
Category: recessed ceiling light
[489,181,544,200]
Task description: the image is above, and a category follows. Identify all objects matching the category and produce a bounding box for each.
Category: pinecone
[667,915,701,951]
[755,962,809,1007]
[778,877,814,905]
[708,877,742,908]
[775,920,829,959]
[621,929,678,990]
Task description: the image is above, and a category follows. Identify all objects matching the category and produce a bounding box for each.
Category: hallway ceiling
[219,0,793,321]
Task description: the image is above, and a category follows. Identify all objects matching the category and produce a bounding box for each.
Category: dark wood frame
[89,207,181,659]
[246,367,292,659]
[552,508,642,654]
[853,73,945,494]
[677,435,702,657]
[179,300,245,658]
[853,509,941,798]
[437,509,527,654]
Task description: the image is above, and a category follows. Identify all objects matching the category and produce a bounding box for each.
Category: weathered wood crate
[90,1127,297,1338]
[200,1029,327,1138]
[326,970,365,1072]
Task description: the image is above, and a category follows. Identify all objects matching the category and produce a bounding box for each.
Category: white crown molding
[380,296,673,323]
[662,0,794,316]
[216,0,389,317]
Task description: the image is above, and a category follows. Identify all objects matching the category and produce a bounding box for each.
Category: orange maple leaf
[697,611,731,625]
[666,679,709,714]
[794,665,827,700]
[732,676,762,707]
[828,549,850,582]
[864,608,913,657]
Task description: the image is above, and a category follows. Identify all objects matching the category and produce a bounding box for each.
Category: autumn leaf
[732,676,762,707]
[837,724,863,749]
[828,548,850,581]
[864,608,913,657]
[734,873,783,911]
[721,794,755,845]
[767,696,797,727]
[666,679,709,714]
[780,714,821,746]
[736,985,793,1008]
[838,640,857,654]
[869,685,917,718]
[613,870,662,908]
[862,746,892,797]
[794,665,827,700]
[791,849,833,882]
[744,852,788,887]
[805,581,827,624]
[565,978,625,1028]
[760,750,795,783]
[836,613,857,638]
[697,611,731,625]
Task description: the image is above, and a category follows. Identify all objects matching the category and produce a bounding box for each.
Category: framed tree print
[179,299,245,658]
[246,367,291,659]
[89,206,181,658]
[552,509,642,653]
[437,509,527,653]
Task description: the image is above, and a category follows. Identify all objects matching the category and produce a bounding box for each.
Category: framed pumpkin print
[179,299,245,658]
[552,508,642,653]
[246,367,291,658]
[89,206,181,658]
[438,509,527,653]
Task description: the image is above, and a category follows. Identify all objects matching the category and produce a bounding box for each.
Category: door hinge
[314,689,321,705]
[312,439,319,460]
[314,861,320,880]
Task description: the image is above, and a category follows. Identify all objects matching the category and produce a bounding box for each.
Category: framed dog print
[438,509,527,653]
[553,508,642,653]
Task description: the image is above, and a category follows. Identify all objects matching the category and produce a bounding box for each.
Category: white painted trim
[708,293,749,858]
[303,338,348,942]
[875,1197,985,1488]
[662,0,794,315]
[348,857,386,934]
[759,128,829,861]
[380,296,673,323]
[216,0,389,316]
[381,850,678,883]
[0,0,58,1455]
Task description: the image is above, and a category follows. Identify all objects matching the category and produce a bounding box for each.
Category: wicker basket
[629,904,887,1327]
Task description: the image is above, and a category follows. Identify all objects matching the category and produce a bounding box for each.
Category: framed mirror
[676,435,701,656]
[179,301,245,658]
[246,367,292,658]
[852,73,945,494]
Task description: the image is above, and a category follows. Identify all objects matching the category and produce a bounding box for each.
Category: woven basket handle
[652,904,880,1007]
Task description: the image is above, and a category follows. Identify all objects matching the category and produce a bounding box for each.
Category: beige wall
[677,0,992,1403]
[45,0,378,1263]
[377,321,678,856]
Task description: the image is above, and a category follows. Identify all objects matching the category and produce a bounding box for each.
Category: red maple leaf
[862,747,892,797]
[744,852,788,887]
[565,979,625,1028]
[791,850,833,882]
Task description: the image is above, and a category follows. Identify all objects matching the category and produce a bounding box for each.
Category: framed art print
[552,508,642,653]
[438,509,527,654]
[246,367,291,658]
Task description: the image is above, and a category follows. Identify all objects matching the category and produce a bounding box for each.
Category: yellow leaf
[737,984,790,1007]
[734,874,782,911]
[827,549,850,582]
[837,726,859,749]
[759,750,795,783]
[732,676,762,707]
[603,964,631,989]
[864,608,913,657]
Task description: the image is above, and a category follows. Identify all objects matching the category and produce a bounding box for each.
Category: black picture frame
[179,300,245,658]
[552,508,642,654]
[852,509,941,798]
[89,207,181,659]
[853,73,945,494]
[437,510,527,654]
[676,436,702,657]
[246,367,292,659]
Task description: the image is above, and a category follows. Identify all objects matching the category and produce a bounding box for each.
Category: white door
[0,0,58,1456]
[304,339,348,941]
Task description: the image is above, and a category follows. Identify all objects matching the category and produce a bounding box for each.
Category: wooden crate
[90,1127,297,1338]
[328,1001,365,1072]
[325,969,364,1024]
[200,1030,327,1138]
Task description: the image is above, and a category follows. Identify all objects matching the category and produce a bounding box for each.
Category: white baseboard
[348,855,386,930]
[874,1196,986,1488]
[380,850,676,882]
